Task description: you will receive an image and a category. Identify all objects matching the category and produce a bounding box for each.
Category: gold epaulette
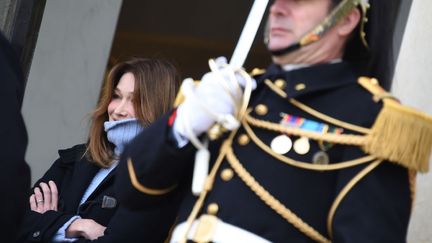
[358,77,432,173]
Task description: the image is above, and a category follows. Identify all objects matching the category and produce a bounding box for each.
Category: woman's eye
[112,93,120,99]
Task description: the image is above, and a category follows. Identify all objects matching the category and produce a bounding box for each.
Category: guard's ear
[336,7,361,37]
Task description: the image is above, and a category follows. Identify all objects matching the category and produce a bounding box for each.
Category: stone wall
[393,1,432,242]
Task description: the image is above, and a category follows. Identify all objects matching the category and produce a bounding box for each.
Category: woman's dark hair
[86,57,181,167]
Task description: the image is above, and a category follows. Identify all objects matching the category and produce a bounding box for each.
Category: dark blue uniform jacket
[116,62,412,243]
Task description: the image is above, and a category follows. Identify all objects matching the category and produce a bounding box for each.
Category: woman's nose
[114,100,128,117]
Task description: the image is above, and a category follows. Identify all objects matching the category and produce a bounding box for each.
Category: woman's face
[107,72,136,121]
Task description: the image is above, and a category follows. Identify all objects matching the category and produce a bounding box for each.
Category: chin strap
[270,0,370,57]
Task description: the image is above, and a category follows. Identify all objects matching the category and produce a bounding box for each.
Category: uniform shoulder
[356,76,397,102]
[342,76,395,125]
[358,77,432,172]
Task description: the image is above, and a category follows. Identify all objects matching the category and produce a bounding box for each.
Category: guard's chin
[267,42,282,52]
[267,40,294,53]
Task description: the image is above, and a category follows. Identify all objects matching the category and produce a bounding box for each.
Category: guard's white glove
[173,57,256,145]
[173,57,256,195]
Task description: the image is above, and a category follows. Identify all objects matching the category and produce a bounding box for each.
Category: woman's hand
[29,180,58,213]
[66,219,106,240]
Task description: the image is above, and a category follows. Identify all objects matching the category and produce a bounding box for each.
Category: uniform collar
[259,61,357,99]
[281,59,342,72]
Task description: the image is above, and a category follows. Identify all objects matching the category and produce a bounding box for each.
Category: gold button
[207,203,219,215]
[251,68,265,76]
[274,79,286,89]
[237,134,249,146]
[221,168,234,181]
[295,83,306,91]
[255,104,268,116]
[208,124,225,140]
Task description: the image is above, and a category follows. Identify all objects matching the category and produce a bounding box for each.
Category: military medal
[312,151,330,165]
[293,137,310,155]
[279,113,343,158]
[280,112,303,128]
[270,135,292,154]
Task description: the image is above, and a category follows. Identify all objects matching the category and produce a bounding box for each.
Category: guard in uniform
[115,0,432,242]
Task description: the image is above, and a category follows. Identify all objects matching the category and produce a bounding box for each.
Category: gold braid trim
[226,145,331,243]
[179,131,238,243]
[243,113,376,171]
[246,111,367,146]
[127,158,177,195]
[266,77,432,172]
[289,99,370,134]
[326,160,382,238]
[179,61,255,242]
[264,79,371,134]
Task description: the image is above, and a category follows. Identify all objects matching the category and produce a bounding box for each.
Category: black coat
[116,62,412,243]
[17,144,179,243]
[0,32,30,243]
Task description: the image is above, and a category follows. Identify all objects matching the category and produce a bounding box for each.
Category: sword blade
[229,0,269,69]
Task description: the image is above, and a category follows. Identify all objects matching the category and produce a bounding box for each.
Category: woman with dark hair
[18,57,181,242]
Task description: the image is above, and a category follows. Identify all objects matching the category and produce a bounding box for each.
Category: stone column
[0,0,18,38]
[22,0,123,182]
[392,1,432,242]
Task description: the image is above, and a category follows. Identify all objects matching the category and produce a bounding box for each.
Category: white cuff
[172,120,189,148]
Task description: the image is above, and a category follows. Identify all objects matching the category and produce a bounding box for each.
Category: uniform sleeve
[115,113,196,210]
[331,146,412,243]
